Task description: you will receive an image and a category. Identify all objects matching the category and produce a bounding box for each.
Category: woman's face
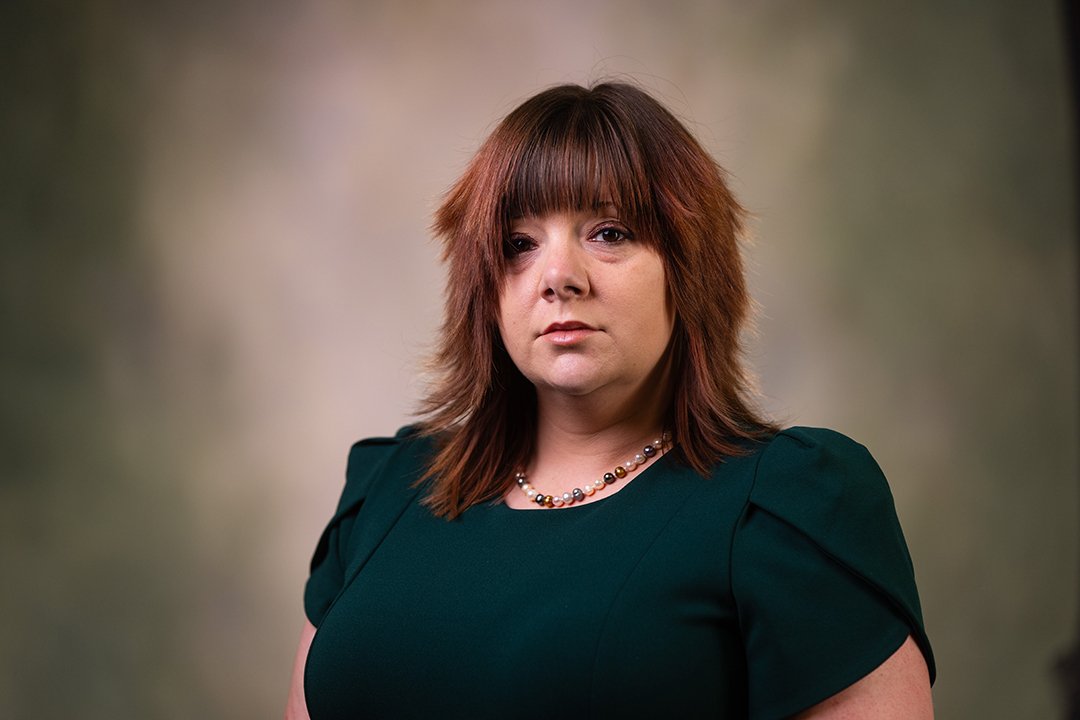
[497,206,675,403]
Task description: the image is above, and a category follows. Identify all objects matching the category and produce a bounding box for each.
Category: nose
[540,237,589,301]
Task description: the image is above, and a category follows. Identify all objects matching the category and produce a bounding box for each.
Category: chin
[527,357,606,395]
[536,377,596,397]
[530,368,607,397]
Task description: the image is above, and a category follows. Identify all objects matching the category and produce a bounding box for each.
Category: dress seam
[585,478,705,718]
[727,435,772,717]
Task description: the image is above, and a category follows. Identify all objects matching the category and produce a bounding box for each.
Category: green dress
[303,427,935,719]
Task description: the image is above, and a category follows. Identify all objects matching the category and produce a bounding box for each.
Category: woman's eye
[504,235,535,257]
[594,226,631,243]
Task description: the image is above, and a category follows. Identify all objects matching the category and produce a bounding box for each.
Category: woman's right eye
[503,235,535,257]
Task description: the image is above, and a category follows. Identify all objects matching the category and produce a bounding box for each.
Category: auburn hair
[418,81,776,519]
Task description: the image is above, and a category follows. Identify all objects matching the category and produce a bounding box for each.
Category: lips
[539,321,598,346]
[541,321,596,335]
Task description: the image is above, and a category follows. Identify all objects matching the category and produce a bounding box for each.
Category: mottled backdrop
[2,1,1076,718]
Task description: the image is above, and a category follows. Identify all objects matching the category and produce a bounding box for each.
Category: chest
[305,464,753,719]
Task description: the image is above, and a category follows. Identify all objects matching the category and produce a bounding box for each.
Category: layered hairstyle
[419,81,776,518]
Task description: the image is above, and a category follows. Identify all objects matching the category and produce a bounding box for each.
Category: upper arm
[284,619,317,720]
[795,636,933,719]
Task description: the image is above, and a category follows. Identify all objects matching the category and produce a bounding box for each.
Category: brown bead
[614,466,627,479]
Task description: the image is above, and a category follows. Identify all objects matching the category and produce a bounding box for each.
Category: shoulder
[687,427,886,523]
[345,424,425,473]
[746,426,895,526]
[729,427,936,716]
[336,425,432,514]
[754,426,882,477]
[304,425,431,627]
[733,426,936,686]
[741,426,909,597]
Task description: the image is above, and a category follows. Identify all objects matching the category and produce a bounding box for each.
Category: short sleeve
[303,433,403,627]
[731,427,935,720]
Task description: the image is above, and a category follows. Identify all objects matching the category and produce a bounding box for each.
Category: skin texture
[283,211,934,717]
[497,207,674,404]
[284,619,316,720]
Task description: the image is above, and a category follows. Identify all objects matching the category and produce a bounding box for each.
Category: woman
[285,82,935,719]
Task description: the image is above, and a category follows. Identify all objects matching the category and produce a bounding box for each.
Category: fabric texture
[302,426,934,720]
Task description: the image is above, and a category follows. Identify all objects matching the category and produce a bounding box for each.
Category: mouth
[540,321,597,346]
[541,321,597,335]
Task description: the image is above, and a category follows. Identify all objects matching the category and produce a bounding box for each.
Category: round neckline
[492,449,674,514]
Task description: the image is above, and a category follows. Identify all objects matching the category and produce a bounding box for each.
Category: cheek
[496,288,524,352]
[495,308,511,353]
[501,269,535,313]
[639,261,673,323]
[641,270,676,351]
[496,279,513,326]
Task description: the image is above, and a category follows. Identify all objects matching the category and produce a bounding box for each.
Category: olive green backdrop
[2,1,1076,718]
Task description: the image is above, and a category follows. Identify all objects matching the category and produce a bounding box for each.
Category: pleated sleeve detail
[303,431,405,627]
[731,427,935,719]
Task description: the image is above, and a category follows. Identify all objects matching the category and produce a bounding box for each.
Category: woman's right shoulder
[338,425,433,510]
[345,424,420,469]
[304,426,432,627]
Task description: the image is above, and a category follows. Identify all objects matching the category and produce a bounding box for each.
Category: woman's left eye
[593,226,631,243]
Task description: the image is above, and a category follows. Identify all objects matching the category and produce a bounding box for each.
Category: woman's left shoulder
[731,426,936,715]
[747,426,896,518]
[742,426,918,605]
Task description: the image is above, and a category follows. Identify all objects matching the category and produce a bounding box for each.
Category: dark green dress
[303,427,934,719]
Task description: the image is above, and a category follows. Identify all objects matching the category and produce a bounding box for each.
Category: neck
[533,393,665,461]
[526,352,672,487]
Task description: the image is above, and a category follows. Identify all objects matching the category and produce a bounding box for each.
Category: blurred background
[2,0,1076,717]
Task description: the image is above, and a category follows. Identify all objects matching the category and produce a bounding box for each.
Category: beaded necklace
[514,431,672,508]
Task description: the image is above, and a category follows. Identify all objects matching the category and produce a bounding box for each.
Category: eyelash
[503,223,633,258]
[504,235,536,257]
[593,225,632,244]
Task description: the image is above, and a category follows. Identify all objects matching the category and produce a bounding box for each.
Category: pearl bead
[512,431,672,508]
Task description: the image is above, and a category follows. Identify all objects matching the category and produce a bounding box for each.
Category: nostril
[539,258,588,300]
